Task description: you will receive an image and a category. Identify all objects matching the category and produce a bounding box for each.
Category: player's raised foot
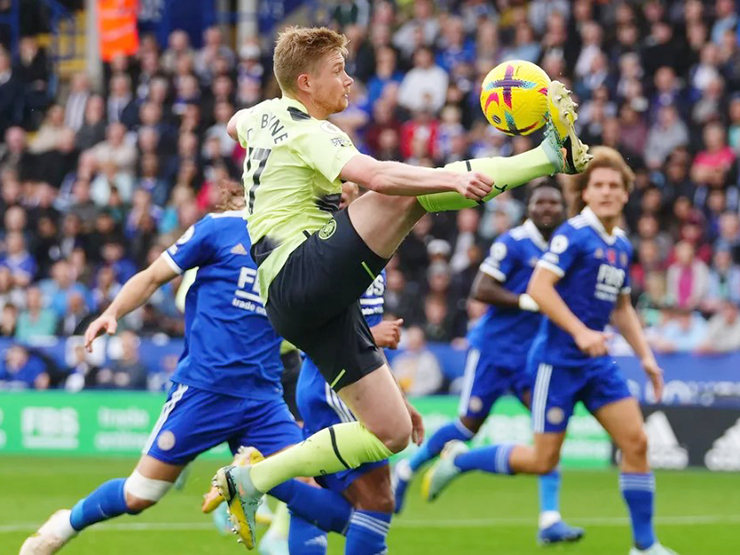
[19,510,76,555]
[421,440,469,502]
[537,520,585,545]
[212,448,266,550]
[391,459,413,514]
[203,446,266,514]
[629,543,679,555]
[543,80,591,175]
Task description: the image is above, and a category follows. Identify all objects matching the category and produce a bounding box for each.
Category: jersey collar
[522,219,548,251]
[580,207,622,245]
[280,96,311,118]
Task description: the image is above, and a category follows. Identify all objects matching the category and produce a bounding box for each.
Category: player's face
[528,187,565,232]
[582,167,629,221]
[312,51,353,115]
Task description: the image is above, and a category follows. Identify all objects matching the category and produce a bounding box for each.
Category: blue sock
[453,443,514,475]
[345,510,391,555]
[538,469,561,514]
[408,420,474,472]
[619,472,656,550]
[269,480,351,534]
[288,513,328,555]
[69,478,137,531]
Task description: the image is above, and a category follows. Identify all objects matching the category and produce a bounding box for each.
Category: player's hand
[84,313,118,352]
[454,171,493,201]
[642,358,664,402]
[406,399,425,446]
[574,327,610,357]
[371,319,403,349]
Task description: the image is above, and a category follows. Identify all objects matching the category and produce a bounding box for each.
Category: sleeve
[234,107,256,148]
[536,224,580,278]
[161,217,215,275]
[479,234,518,283]
[293,121,359,186]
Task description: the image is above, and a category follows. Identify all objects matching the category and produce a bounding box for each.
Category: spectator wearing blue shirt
[0,345,48,389]
[0,231,36,287]
[40,260,94,318]
[648,307,708,353]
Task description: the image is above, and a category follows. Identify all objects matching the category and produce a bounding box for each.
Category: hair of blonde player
[273,26,349,95]
[568,146,635,217]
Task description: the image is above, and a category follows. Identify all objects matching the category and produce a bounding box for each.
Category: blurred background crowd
[2,0,740,393]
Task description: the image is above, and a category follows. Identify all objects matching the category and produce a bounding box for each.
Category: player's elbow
[226,117,239,141]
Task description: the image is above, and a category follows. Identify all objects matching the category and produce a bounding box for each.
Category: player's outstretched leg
[20,458,177,555]
[416,81,591,213]
[594,399,679,555]
[393,418,476,513]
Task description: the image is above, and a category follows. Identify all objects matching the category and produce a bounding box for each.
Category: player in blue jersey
[423,148,678,555]
[288,182,402,555]
[392,183,584,545]
[19,183,357,555]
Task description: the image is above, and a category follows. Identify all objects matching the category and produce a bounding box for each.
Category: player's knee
[459,416,484,435]
[532,450,560,474]
[622,429,649,461]
[354,485,395,513]
[123,471,173,513]
[377,418,412,454]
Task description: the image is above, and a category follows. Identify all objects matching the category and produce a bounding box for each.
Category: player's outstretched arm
[528,266,609,357]
[84,257,178,351]
[611,294,664,399]
[340,153,493,201]
[471,272,539,311]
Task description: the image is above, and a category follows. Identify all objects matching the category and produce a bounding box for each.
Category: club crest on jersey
[157,431,176,451]
[547,407,565,425]
[319,219,337,240]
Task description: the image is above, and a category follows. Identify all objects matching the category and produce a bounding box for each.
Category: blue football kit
[145,210,302,465]
[530,207,633,433]
[461,219,548,418]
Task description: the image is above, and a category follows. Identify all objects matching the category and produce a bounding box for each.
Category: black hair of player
[525,180,563,205]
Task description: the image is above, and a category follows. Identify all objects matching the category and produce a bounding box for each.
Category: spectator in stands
[666,241,710,309]
[0,126,30,177]
[637,271,667,328]
[0,345,48,389]
[1,231,36,287]
[0,266,23,311]
[398,46,448,114]
[40,259,93,318]
[0,48,22,137]
[16,285,57,342]
[0,303,18,336]
[74,95,106,152]
[391,325,443,396]
[57,290,91,336]
[64,72,91,132]
[691,121,736,185]
[194,26,235,85]
[69,179,99,225]
[702,247,740,312]
[648,307,708,353]
[106,73,136,126]
[644,105,689,170]
[96,330,148,390]
[64,343,101,392]
[696,300,740,354]
[28,104,68,155]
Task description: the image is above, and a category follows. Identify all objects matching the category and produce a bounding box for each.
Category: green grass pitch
[1,456,738,554]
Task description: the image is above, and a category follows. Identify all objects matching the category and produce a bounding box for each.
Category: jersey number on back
[246,147,272,214]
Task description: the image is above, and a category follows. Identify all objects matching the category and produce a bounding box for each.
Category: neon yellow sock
[249,422,393,493]
[266,501,290,539]
[418,144,558,212]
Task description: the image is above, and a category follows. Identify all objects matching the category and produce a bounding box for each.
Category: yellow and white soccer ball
[480,60,551,136]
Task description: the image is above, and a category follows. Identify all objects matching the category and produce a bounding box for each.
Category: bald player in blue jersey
[423,148,678,555]
[393,183,584,545]
[20,183,356,555]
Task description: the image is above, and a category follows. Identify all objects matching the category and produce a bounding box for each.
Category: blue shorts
[143,383,303,465]
[458,348,533,419]
[296,359,387,492]
[531,357,632,434]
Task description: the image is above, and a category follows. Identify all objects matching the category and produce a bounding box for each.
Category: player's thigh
[134,455,183,482]
[342,463,394,513]
[592,397,648,464]
[338,363,411,449]
[347,191,426,258]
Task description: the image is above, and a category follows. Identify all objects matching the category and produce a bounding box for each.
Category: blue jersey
[467,220,547,367]
[161,210,283,399]
[535,207,632,366]
[360,271,386,327]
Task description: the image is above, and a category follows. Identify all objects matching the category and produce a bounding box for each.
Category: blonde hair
[568,146,635,216]
[273,26,349,94]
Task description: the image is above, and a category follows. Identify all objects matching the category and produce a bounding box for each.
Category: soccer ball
[480,60,551,136]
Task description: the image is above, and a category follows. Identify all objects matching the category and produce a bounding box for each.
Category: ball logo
[319,220,337,240]
[550,235,568,254]
[492,115,501,124]
[157,431,176,451]
[546,407,565,425]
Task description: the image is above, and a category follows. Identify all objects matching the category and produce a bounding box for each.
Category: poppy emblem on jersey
[319,219,337,240]
[157,431,176,451]
[546,407,565,425]
[607,249,617,264]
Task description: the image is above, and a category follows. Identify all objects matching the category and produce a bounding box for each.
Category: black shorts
[256,209,388,391]
[280,349,302,420]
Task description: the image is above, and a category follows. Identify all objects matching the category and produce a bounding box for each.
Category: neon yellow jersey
[236,96,359,300]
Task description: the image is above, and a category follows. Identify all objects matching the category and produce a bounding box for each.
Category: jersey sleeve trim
[621,286,632,295]
[161,252,184,275]
[479,262,506,282]
[536,259,565,277]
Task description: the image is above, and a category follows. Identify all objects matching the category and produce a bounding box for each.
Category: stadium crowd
[2,0,740,392]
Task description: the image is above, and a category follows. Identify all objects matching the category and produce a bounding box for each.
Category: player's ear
[296,72,311,94]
